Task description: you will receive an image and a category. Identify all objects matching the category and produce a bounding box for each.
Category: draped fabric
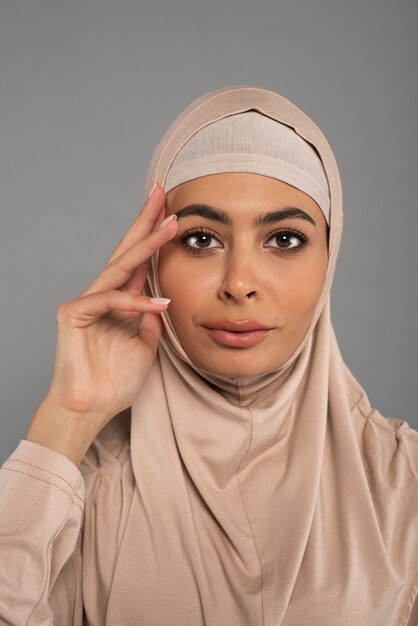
[103,87,418,624]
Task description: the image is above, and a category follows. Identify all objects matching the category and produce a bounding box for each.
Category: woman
[0,85,417,625]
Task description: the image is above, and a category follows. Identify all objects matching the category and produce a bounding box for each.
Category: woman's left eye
[265,230,307,252]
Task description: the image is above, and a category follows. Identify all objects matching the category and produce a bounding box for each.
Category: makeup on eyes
[177,225,310,256]
[169,201,317,259]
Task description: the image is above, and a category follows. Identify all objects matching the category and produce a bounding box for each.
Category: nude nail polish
[158,214,177,230]
[150,298,171,305]
[148,183,158,199]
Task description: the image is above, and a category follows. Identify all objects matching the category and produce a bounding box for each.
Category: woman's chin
[190,352,286,381]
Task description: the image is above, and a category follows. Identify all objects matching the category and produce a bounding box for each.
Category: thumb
[138,312,164,357]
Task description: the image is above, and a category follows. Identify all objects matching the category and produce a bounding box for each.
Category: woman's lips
[203,319,273,348]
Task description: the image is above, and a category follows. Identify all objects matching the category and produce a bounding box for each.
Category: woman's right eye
[180,230,223,253]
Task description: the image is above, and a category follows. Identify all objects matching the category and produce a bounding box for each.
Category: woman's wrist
[25,399,105,468]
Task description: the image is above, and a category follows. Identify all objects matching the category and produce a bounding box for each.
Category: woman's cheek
[294,262,327,322]
[267,259,324,317]
[159,257,218,313]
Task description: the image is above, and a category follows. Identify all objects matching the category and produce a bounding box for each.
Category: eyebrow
[174,204,316,227]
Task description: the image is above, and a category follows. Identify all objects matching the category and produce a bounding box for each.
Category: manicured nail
[148,183,158,199]
[157,214,177,230]
[150,297,171,305]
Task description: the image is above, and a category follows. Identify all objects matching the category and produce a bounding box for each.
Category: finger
[59,290,171,328]
[121,259,150,296]
[79,215,178,297]
[137,311,164,357]
[118,205,164,295]
[106,185,166,265]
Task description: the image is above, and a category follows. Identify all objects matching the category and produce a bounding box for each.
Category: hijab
[101,86,418,625]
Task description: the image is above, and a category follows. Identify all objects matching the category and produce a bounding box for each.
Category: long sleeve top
[0,411,133,626]
[1,403,418,626]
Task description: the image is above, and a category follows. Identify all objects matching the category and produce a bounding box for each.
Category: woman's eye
[182,231,222,251]
[266,230,306,251]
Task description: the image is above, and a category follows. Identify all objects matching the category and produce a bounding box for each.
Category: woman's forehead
[165,173,326,227]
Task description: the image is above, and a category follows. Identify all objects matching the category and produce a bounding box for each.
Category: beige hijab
[102,87,418,625]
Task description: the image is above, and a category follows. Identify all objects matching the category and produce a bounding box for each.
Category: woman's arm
[0,439,84,625]
[0,186,175,623]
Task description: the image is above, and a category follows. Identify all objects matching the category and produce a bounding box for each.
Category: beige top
[1,396,418,625]
[1,86,418,625]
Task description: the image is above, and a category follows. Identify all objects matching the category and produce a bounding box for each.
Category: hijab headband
[165,110,330,223]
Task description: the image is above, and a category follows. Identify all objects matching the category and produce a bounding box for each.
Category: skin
[158,172,329,379]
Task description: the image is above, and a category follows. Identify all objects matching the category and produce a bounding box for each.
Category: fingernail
[157,214,177,230]
[150,297,171,305]
[148,183,158,199]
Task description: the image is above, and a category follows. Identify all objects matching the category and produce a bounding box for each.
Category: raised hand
[25,185,178,465]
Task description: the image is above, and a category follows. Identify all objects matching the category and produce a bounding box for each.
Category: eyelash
[179,227,309,255]
[179,228,219,255]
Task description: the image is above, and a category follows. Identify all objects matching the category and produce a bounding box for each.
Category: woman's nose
[217,250,260,303]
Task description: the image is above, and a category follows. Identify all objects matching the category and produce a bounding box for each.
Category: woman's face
[158,172,328,378]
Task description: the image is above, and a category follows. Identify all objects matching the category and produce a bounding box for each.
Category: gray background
[1,0,417,463]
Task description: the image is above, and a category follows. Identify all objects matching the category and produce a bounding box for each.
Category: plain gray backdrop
[1,0,417,463]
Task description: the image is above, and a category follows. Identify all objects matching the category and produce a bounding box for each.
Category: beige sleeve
[0,439,85,626]
[402,574,418,626]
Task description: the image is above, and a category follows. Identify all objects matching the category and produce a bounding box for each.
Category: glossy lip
[202,319,274,348]
[203,318,272,332]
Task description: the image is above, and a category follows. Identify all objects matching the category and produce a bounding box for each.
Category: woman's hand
[25,185,178,464]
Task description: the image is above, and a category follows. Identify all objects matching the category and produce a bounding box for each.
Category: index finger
[105,185,166,266]
[79,213,178,298]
